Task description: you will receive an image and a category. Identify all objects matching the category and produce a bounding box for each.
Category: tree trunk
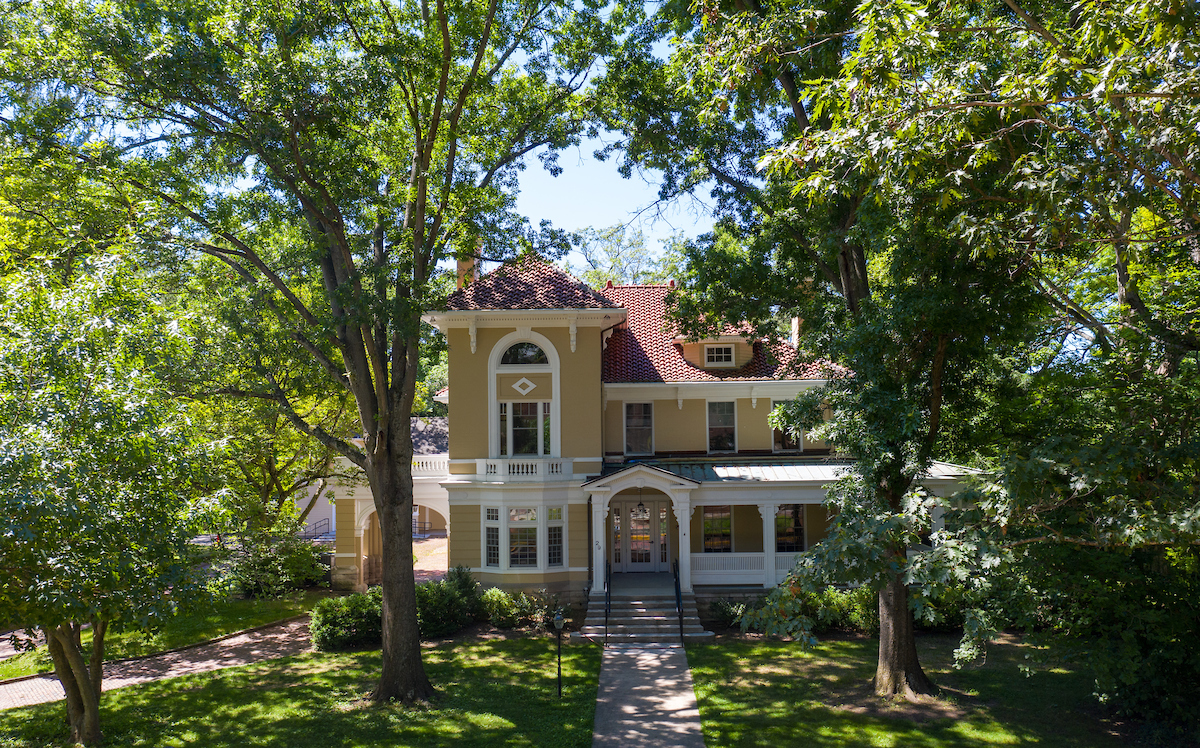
[875,568,935,699]
[44,625,102,746]
[369,460,434,703]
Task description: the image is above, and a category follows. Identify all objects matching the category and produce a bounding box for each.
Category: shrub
[312,569,487,649]
[478,587,558,629]
[414,579,472,638]
[738,585,879,636]
[310,587,383,651]
[225,535,325,599]
[445,565,484,621]
[710,597,764,629]
[482,587,518,628]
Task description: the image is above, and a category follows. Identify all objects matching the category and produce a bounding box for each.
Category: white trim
[424,308,625,332]
[465,567,590,575]
[706,399,738,454]
[479,501,568,572]
[622,401,654,456]
[704,344,736,368]
[603,379,825,403]
[488,330,560,459]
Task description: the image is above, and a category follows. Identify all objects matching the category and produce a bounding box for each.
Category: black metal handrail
[299,517,330,540]
[604,561,612,647]
[672,558,684,640]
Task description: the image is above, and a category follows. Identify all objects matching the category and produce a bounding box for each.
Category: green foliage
[444,565,486,622]
[312,569,485,649]
[481,587,520,629]
[221,533,326,600]
[310,588,384,652]
[738,586,879,637]
[480,587,559,630]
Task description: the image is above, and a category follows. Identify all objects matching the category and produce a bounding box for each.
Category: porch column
[589,490,610,592]
[673,492,693,592]
[759,503,778,588]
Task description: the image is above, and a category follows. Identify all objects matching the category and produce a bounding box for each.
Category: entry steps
[572,590,714,643]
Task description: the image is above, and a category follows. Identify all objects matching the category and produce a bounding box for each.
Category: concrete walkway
[592,643,706,748]
[0,618,311,711]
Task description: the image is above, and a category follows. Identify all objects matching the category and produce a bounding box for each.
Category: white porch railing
[775,552,801,584]
[691,553,765,585]
[475,458,573,482]
[412,455,449,476]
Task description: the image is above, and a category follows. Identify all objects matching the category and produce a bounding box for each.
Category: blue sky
[513,135,716,261]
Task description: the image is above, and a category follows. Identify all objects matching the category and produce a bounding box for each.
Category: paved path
[0,618,311,711]
[0,630,41,661]
[413,535,449,584]
[592,643,706,748]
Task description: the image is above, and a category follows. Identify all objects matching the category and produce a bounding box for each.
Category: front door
[611,500,670,572]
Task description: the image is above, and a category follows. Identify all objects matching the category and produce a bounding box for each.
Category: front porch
[583,462,831,593]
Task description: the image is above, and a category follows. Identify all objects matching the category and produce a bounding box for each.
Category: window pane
[512,402,539,454]
[703,506,732,553]
[499,403,507,456]
[547,507,562,521]
[708,401,735,452]
[486,507,499,522]
[509,507,537,522]
[772,402,800,451]
[501,342,548,364]
[706,346,733,364]
[625,403,653,454]
[543,401,551,455]
[548,526,563,566]
[486,527,499,567]
[776,505,804,552]
[509,527,537,566]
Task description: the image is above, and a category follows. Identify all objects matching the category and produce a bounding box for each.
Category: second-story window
[501,342,548,364]
[625,403,653,455]
[499,401,551,456]
[708,401,736,452]
[772,400,802,452]
[705,345,734,367]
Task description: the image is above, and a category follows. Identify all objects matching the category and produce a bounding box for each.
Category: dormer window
[501,342,548,365]
[705,345,734,368]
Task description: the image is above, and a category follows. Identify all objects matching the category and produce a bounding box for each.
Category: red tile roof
[599,284,834,383]
[444,254,618,311]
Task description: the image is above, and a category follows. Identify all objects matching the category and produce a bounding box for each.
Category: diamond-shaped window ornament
[511,377,537,396]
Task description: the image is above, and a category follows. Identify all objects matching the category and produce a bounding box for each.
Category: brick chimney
[456,256,477,289]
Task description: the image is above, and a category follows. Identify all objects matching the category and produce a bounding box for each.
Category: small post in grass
[553,608,565,698]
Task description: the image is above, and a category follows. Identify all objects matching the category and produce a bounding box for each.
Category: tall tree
[597,0,1045,696]
[0,143,203,744]
[3,0,637,701]
[610,0,1199,711]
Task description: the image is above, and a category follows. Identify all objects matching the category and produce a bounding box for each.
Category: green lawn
[0,592,327,681]
[688,633,1128,748]
[0,639,601,748]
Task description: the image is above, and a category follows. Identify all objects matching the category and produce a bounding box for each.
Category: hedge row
[310,567,559,650]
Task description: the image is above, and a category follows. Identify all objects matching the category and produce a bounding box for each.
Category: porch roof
[602,457,978,484]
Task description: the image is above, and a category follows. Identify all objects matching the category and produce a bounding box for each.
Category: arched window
[501,342,548,365]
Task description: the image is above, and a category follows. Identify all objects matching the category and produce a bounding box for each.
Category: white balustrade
[775,552,801,584]
[411,456,449,476]
[474,458,573,482]
[690,553,766,585]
